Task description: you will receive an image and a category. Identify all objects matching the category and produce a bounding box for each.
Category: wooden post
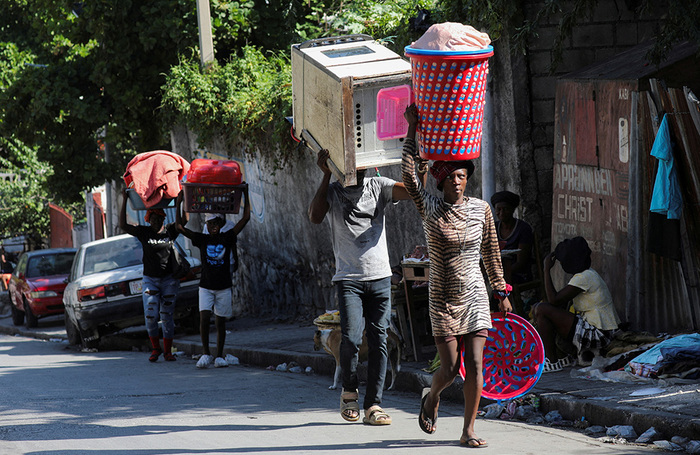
[195,0,215,67]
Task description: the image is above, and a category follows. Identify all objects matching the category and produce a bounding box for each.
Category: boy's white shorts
[198,287,233,318]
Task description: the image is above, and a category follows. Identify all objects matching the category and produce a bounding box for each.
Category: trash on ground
[629,387,665,396]
[636,426,662,443]
[606,425,637,439]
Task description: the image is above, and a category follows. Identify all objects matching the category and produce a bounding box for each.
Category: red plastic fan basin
[186,159,242,185]
[481,313,545,401]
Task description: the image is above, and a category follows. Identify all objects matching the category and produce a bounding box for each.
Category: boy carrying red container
[175,184,250,368]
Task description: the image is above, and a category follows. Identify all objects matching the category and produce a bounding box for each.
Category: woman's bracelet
[492,283,513,300]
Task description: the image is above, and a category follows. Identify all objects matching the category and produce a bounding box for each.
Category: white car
[63,234,201,348]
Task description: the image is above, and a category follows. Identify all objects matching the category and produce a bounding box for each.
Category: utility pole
[195,0,215,67]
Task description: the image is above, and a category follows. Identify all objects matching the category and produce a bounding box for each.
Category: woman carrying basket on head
[402,104,512,448]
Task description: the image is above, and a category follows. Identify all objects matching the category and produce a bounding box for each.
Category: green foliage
[159,0,429,168]
[639,0,700,64]
[0,0,200,203]
[0,139,53,247]
[161,47,293,167]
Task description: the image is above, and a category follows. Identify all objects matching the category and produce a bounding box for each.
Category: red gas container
[186,159,242,185]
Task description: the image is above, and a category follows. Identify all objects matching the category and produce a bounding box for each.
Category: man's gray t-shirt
[326,176,396,282]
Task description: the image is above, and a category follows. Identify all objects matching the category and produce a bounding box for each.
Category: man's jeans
[336,277,391,410]
[142,275,180,339]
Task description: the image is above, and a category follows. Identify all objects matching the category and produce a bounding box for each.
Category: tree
[0,138,84,248]
[0,0,200,203]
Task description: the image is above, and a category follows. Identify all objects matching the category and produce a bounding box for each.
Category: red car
[8,248,76,328]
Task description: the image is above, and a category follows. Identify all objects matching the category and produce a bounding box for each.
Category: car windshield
[82,237,143,276]
[26,253,75,278]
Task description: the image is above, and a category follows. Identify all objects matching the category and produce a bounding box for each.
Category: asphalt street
[0,332,658,455]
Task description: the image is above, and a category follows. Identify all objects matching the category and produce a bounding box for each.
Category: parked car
[63,234,201,348]
[8,248,77,328]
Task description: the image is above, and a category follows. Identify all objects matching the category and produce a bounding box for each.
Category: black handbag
[170,246,191,280]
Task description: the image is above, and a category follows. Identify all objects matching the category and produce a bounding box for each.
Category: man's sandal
[363,405,392,425]
[340,390,360,422]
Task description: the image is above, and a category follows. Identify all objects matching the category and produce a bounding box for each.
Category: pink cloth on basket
[411,22,491,51]
[123,151,190,208]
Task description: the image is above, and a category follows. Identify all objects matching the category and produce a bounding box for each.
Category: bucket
[404,45,493,161]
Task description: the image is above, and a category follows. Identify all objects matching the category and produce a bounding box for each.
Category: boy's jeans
[142,275,180,339]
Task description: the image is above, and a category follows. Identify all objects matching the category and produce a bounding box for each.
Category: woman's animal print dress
[402,139,507,336]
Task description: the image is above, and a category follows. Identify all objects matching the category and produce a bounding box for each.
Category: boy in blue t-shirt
[176,185,249,368]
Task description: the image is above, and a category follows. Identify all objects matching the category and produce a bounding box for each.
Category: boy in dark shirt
[120,189,181,362]
[176,185,250,368]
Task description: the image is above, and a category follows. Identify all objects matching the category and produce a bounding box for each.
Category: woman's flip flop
[460,437,489,448]
[418,388,436,434]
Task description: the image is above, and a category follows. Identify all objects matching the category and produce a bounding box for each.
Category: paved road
[0,333,656,455]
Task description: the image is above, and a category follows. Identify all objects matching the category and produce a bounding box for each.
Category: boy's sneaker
[542,358,563,373]
[225,354,239,365]
[214,357,229,368]
[196,354,213,369]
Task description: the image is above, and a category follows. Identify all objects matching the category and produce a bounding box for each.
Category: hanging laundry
[649,114,682,220]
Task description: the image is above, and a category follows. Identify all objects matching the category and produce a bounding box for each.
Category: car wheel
[10,301,24,326]
[64,312,81,345]
[23,300,38,328]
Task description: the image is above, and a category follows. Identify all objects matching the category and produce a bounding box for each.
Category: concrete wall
[170,126,441,322]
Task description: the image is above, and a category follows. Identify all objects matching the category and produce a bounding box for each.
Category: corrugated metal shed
[552,41,700,334]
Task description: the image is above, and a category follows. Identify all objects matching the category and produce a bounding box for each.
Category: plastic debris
[606,425,637,439]
[289,366,303,373]
[514,404,536,421]
[584,425,606,435]
[499,401,517,420]
[671,436,690,446]
[636,427,662,443]
[526,415,545,425]
[275,363,288,372]
[305,366,313,374]
[482,403,504,419]
[629,387,665,396]
[544,410,562,423]
[686,440,700,454]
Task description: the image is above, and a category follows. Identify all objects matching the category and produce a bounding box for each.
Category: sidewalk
[1,309,698,444]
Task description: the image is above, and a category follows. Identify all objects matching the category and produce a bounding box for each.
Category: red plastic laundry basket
[481,312,545,401]
[404,46,493,161]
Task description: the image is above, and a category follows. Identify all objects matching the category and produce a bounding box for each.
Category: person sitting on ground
[491,190,534,286]
[532,236,621,372]
[175,186,250,369]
